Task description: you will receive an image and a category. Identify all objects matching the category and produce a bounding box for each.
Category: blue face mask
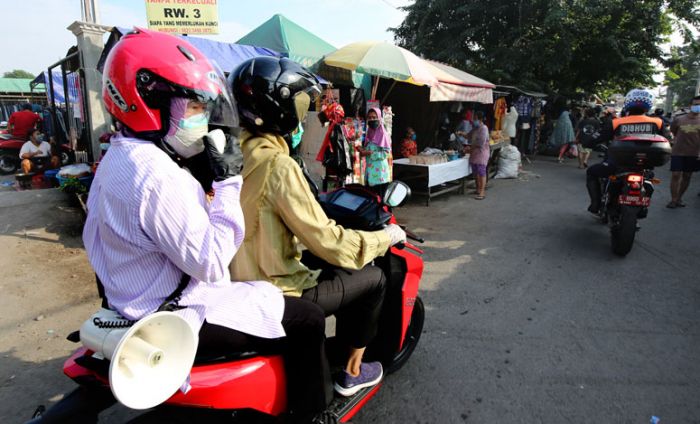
[691,105,700,114]
[472,120,481,127]
[410,133,416,141]
[291,123,304,149]
[178,113,208,130]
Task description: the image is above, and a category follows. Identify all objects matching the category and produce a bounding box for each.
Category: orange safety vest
[612,115,662,137]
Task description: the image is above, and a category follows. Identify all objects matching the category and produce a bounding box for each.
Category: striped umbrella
[323,41,437,90]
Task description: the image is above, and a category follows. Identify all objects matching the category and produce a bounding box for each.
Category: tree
[392,0,700,95]
[664,36,700,108]
[2,69,35,79]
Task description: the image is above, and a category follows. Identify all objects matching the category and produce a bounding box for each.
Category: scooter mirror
[383,181,411,207]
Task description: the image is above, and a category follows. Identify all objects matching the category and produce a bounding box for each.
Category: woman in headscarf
[359,107,392,194]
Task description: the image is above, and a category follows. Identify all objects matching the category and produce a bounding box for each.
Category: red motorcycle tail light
[627,174,643,183]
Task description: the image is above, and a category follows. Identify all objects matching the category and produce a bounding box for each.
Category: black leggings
[302,264,386,349]
[197,297,332,418]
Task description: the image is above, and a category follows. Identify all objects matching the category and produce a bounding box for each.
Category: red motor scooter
[0,134,75,174]
[27,181,425,424]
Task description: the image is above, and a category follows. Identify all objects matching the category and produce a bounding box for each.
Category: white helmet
[623,89,654,113]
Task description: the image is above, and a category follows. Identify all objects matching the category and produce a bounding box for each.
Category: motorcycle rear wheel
[387,296,425,374]
[0,154,18,174]
[611,207,638,256]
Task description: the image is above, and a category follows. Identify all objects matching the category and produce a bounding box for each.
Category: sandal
[678,201,686,207]
[474,195,485,200]
[666,201,678,209]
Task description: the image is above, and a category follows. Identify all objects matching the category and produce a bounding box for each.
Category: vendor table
[393,158,471,206]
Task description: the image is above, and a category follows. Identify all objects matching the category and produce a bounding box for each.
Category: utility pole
[664,87,674,114]
[81,0,100,24]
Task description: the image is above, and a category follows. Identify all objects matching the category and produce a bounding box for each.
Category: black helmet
[230,56,321,136]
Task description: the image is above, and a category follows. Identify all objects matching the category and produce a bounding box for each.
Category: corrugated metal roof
[0,78,43,93]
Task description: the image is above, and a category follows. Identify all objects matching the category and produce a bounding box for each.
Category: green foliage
[392,0,700,96]
[663,36,700,107]
[2,69,35,79]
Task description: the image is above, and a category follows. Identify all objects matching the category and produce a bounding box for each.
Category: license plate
[618,195,650,206]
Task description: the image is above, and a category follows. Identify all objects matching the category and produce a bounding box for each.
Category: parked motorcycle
[0,134,74,174]
[594,134,671,256]
[27,180,426,423]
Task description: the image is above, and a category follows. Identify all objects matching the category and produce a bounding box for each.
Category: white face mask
[164,113,208,158]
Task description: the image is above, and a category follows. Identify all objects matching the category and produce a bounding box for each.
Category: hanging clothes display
[316,102,353,191]
[513,96,534,118]
[342,117,364,185]
[502,106,519,139]
[493,97,507,131]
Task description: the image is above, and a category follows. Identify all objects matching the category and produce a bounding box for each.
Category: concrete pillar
[68,21,112,162]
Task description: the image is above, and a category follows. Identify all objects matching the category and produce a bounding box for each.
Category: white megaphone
[80,308,198,410]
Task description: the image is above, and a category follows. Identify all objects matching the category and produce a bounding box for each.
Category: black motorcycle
[594,134,671,256]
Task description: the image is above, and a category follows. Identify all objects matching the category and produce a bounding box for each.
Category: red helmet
[102,28,236,133]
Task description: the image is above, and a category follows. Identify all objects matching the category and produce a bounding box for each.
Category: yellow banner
[145,0,219,35]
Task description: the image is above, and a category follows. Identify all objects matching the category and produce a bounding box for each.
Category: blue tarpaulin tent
[112,27,282,73]
[30,71,81,106]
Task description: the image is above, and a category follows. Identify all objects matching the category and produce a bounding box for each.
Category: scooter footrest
[328,384,381,421]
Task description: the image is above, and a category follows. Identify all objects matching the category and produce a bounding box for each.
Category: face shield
[289,82,321,122]
[136,60,239,131]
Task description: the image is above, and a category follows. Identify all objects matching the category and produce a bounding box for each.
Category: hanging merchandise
[342,117,364,185]
[513,96,534,118]
[502,106,519,139]
[316,93,353,190]
[382,105,393,137]
[493,97,507,131]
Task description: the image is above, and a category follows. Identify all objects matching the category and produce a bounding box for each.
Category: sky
[0,0,410,76]
[0,0,690,95]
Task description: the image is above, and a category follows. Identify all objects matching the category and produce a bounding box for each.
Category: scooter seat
[193,348,278,365]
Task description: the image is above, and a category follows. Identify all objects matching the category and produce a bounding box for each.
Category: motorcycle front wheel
[611,207,638,256]
[387,296,425,374]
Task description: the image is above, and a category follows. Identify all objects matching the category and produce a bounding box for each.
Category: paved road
[355,157,700,423]
[5,157,698,423]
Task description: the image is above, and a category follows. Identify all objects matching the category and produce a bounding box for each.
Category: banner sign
[145,0,219,35]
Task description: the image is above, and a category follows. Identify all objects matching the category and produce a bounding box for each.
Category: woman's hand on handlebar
[384,224,406,246]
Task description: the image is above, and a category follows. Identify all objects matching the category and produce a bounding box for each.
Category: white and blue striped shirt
[83,134,285,338]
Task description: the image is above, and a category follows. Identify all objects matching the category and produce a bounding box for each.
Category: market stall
[393,156,471,206]
[237,14,336,69]
[494,85,547,155]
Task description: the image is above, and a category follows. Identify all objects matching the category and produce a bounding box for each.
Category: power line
[379,0,400,10]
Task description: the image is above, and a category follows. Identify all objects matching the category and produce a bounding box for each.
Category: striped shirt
[83,134,285,338]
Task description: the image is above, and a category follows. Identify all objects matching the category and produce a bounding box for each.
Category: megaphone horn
[80,309,198,410]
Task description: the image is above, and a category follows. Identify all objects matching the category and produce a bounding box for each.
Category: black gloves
[202,129,243,182]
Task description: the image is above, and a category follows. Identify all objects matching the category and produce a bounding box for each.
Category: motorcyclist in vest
[586,89,663,213]
[228,57,407,403]
[90,29,331,424]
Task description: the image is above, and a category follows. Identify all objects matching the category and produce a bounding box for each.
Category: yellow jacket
[229,130,391,297]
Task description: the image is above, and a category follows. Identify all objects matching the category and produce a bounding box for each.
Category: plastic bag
[568,143,578,157]
[494,145,521,179]
[58,163,92,177]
